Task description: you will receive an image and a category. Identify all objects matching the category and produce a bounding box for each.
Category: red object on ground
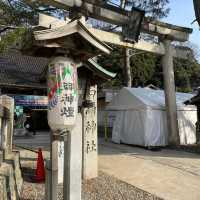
[35,148,45,182]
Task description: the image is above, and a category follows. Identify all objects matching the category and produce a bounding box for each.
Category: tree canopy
[0,0,63,53]
[98,43,200,92]
[108,0,170,18]
[1,0,200,93]
[0,0,62,26]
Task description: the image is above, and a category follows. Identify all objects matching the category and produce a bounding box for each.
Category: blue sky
[163,0,199,47]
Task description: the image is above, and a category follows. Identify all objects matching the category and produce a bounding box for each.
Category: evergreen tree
[119,0,170,19]
[0,0,62,26]
[0,0,63,53]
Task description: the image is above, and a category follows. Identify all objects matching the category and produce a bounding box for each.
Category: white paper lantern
[47,57,78,131]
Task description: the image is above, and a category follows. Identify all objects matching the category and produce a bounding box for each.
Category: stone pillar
[50,135,58,200]
[48,114,82,199]
[162,39,179,145]
[1,119,8,151]
[82,85,98,179]
[0,106,3,148]
[57,140,63,185]
[45,160,51,200]
[0,119,2,148]
[0,95,14,154]
[63,113,82,200]
[0,106,4,165]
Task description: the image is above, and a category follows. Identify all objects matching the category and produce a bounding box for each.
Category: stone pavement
[14,132,200,200]
[99,140,200,200]
[13,131,50,170]
[13,131,50,150]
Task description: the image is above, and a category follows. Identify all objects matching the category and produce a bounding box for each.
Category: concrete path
[14,131,50,150]
[99,141,200,200]
[13,131,50,169]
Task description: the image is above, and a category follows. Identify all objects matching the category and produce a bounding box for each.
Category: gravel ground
[20,182,45,200]
[20,171,162,200]
[81,172,162,200]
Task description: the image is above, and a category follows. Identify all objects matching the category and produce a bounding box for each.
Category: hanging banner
[47,57,78,131]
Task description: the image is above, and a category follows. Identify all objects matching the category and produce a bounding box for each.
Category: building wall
[97,90,119,128]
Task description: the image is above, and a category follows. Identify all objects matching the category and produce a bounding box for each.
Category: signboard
[47,57,78,131]
[13,95,48,107]
[122,7,145,42]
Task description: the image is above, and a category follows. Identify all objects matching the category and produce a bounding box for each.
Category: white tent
[107,87,197,146]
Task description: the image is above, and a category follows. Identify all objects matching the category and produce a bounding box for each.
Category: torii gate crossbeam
[27,0,192,42]
[38,14,192,59]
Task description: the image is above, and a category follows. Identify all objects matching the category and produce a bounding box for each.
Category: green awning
[85,58,116,80]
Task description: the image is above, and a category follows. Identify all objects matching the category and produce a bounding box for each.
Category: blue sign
[12,95,48,107]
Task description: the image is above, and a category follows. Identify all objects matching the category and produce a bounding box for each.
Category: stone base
[0,162,18,200]
[0,151,23,200]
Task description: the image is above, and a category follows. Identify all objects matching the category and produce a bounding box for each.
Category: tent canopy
[107,87,195,111]
[108,87,197,146]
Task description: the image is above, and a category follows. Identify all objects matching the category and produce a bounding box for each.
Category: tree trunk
[120,1,132,87]
[124,48,132,87]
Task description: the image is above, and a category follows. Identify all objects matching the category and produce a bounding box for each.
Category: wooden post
[162,39,180,145]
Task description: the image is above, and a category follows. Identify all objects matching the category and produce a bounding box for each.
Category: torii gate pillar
[162,39,180,145]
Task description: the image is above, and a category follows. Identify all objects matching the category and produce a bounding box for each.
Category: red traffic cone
[35,148,45,182]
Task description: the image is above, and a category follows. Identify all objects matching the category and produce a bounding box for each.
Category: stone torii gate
[25,1,192,199]
[33,13,193,200]
[37,10,192,146]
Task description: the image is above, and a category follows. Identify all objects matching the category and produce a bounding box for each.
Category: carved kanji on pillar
[82,85,98,179]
